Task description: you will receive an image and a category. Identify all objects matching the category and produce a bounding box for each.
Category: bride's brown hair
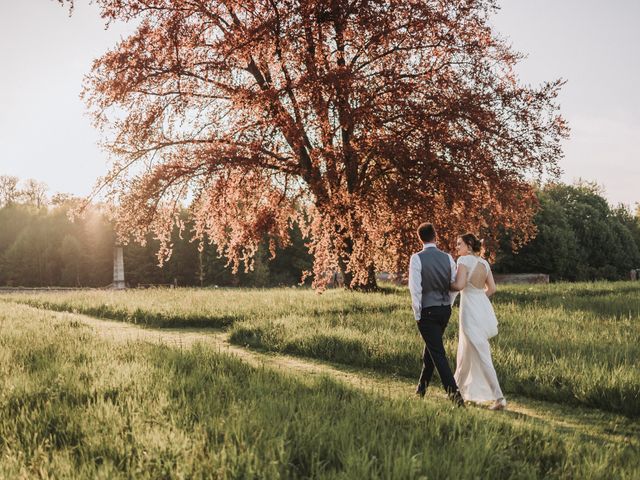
[460,233,482,253]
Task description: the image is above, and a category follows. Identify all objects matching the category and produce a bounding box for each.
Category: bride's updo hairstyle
[460,233,482,254]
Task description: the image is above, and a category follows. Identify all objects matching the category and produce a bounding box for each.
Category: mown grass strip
[8,297,238,328]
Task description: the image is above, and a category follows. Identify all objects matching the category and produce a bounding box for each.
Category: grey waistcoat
[417,248,452,308]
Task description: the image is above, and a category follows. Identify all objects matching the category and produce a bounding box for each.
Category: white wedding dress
[454,255,505,403]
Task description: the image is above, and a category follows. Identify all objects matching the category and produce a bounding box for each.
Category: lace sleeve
[457,255,473,269]
[481,257,492,273]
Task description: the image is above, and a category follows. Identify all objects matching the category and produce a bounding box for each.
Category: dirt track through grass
[19,303,639,449]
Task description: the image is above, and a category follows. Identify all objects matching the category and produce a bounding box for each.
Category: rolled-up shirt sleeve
[408,254,422,320]
[448,254,457,283]
[449,254,458,305]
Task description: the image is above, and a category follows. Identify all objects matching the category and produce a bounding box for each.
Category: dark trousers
[416,305,459,394]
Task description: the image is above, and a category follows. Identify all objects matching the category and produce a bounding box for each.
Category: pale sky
[0,1,638,207]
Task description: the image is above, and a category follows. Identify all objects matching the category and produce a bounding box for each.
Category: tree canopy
[75,0,566,289]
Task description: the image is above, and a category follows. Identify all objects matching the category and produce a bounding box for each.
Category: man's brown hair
[417,223,436,243]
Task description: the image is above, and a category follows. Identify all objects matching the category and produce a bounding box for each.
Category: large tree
[75,0,566,289]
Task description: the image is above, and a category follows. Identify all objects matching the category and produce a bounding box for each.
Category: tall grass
[3,282,639,416]
[1,303,638,479]
[1,288,403,328]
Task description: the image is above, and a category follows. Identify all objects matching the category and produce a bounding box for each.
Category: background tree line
[0,175,638,287]
[0,175,311,288]
[494,182,640,280]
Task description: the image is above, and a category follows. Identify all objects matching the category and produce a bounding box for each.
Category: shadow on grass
[4,299,239,329]
[498,394,640,445]
[494,283,640,319]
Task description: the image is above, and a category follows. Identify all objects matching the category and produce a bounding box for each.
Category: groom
[408,222,464,406]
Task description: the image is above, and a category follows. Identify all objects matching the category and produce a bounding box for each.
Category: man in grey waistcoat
[408,222,464,406]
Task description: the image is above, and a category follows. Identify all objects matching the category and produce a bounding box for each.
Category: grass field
[4,282,639,417]
[1,301,639,479]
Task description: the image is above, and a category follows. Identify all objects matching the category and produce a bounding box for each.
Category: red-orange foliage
[79,0,567,289]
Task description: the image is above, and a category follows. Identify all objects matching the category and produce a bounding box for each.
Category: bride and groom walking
[408,222,507,410]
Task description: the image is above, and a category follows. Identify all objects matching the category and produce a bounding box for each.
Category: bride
[450,233,507,410]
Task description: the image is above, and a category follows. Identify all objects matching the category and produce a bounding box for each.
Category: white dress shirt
[408,243,457,321]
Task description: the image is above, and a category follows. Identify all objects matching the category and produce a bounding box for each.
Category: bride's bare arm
[450,265,467,291]
[485,269,497,297]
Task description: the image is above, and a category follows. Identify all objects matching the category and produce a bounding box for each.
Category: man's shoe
[449,391,465,407]
[415,384,426,398]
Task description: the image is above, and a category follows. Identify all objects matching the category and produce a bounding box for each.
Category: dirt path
[26,304,640,446]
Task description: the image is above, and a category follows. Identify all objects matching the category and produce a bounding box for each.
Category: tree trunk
[357,264,378,291]
[339,236,378,291]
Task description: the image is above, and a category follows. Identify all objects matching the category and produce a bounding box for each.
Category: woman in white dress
[450,233,506,410]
